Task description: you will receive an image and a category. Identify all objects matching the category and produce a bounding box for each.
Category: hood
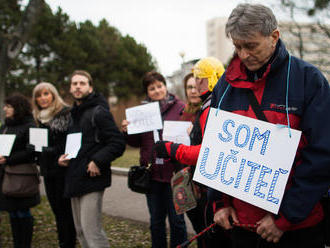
[71,92,109,118]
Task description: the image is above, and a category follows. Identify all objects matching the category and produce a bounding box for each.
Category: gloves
[154,141,180,160]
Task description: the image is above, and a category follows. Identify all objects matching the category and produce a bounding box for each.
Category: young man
[211,4,330,248]
[58,70,125,248]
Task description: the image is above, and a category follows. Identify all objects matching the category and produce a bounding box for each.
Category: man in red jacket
[209,3,330,248]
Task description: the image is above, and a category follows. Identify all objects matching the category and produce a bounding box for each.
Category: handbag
[171,166,201,214]
[127,164,151,194]
[2,163,40,197]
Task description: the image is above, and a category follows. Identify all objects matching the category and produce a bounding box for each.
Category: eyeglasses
[187,85,197,90]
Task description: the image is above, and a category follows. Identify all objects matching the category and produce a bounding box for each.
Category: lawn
[112,146,140,168]
[0,197,151,247]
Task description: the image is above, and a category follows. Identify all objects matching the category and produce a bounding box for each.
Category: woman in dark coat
[0,93,40,248]
[32,82,76,248]
[122,72,187,248]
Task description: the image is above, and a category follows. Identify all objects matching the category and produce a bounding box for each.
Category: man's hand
[256,213,283,243]
[58,154,70,167]
[87,161,101,177]
[0,155,6,165]
[213,207,239,230]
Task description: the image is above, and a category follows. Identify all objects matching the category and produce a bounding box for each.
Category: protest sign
[29,128,48,152]
[0,134,16,156]
[126,102,163,135]
[65,132,82,159]
[193,108,301,214]
[163,121,191,145]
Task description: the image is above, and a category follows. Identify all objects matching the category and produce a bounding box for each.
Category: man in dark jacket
[59,70,125,248]
[210,4,330,248]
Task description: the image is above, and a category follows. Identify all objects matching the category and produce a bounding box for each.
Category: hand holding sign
[125,102,163,135]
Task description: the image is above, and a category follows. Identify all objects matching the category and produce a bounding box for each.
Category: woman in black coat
[32,82,76,248]
[0,93,40,248]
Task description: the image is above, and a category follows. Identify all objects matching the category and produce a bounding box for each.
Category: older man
[211,3,330,248]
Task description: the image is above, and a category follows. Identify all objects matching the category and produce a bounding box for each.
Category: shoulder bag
[2,163,40,197]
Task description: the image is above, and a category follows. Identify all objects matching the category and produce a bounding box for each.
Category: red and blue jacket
[209,39,330,231]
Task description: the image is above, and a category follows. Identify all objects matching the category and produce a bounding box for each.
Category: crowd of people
[0,3,329,248]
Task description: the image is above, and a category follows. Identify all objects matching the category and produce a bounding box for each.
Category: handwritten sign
[126,102,163,135]
[193,108,301,214]
[65,133,82,159]
[0,134,16,156]
[29,128,48,152]
[163,121,191,145]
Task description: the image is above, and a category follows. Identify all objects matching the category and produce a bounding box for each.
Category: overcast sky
[45,0,280,76]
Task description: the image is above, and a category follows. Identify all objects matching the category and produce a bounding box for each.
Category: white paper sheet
[0,134,16,156]
[29,128,48,152]
[126,102,163,135]
[65,133,82,159]
[193,108,301,214]
[163,121,191,146]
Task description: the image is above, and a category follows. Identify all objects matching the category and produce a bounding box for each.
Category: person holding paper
[121,71,187,248]
[207,4,330,247]
[155,58,231,248]
[0,93,40,248]
[58,70,125,248]
[32,82,76,248]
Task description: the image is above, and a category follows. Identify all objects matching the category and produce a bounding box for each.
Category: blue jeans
[146,180,187,248]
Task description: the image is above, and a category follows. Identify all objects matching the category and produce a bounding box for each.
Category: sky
[44,0,280,76]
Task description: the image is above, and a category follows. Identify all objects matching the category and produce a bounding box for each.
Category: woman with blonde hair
[32,82,76,248]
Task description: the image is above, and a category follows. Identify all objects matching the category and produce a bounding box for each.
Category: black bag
[322,189,330,246]
[128,165,151,194]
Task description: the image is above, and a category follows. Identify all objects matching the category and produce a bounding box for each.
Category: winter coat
[0,116,40,211]
[210,39,330,231]
[37,106,71,177]
[126,93,185,183]
[64,92,125,198]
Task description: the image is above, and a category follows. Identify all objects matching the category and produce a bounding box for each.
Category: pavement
[40,166,194,234]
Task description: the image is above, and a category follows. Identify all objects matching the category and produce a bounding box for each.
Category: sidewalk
[40,166,194,233]
[105,167,194,233]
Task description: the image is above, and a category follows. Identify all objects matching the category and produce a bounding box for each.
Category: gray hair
[225,4,278,40]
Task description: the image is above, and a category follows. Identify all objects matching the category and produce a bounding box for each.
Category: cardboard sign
[65,132,82,159]
[193,108,301,214]
[126,102,163,135]
[29,128,48,152]
[0,134,16,156]
[163,121,191,146]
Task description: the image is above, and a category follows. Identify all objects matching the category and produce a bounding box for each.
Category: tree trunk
[0,0,44,122]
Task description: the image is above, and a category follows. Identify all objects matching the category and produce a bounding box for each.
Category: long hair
[32,82,68,122]
[5,93,32,122]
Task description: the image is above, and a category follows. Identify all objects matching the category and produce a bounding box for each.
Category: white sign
[29,128,48,152]
[0,134,16,156]
[65,133,82,159]
[193,108,302,214]
[126,102,163,135]
[163,121,191,146]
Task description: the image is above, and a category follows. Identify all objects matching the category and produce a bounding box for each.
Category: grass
[0,197,152,248]
[112,146,140,168]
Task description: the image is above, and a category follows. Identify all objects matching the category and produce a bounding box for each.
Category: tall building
[206,17,234,66]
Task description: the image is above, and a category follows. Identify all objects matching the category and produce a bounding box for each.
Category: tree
[276,0,330,79]
[0,0,44,120]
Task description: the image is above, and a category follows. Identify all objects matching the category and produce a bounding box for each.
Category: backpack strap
[245,89,268,122]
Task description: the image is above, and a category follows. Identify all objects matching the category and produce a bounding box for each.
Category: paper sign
[163,121,191,146]
[193,108,302,214]
[29,128,48,152]
[65,133,82,159]
[0,134,16,156]
[126,102,163,135]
